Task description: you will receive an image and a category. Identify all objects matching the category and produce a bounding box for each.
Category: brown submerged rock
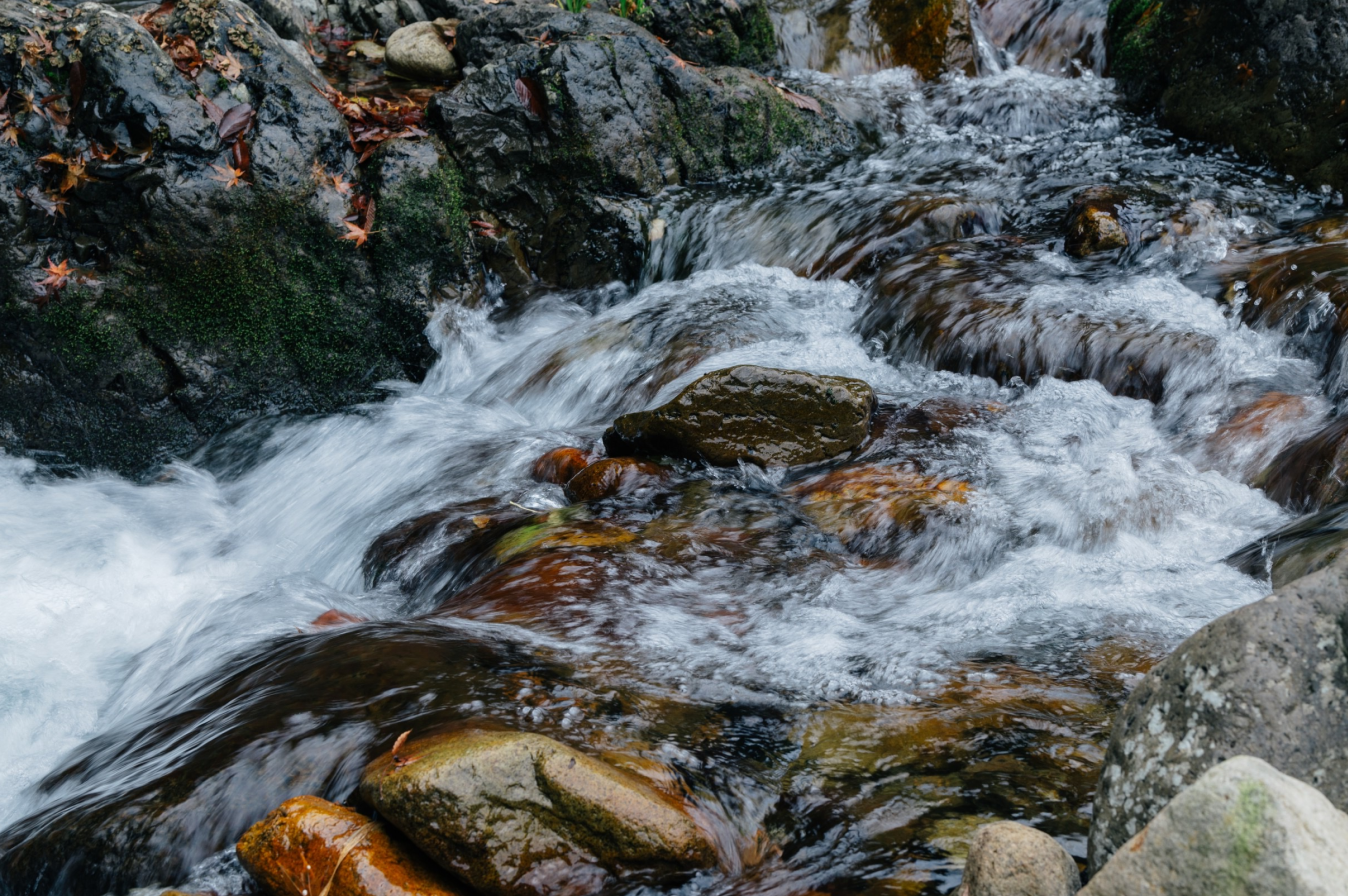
[1255,416,1348,511]
[237,795,463,896]
[870,0,978,79]
[359,730,718,896]
[787,464,969,557]
[1064,187,1131,258]
[605,366,876,467]
[564,458,671,503]
[531,448,593,485]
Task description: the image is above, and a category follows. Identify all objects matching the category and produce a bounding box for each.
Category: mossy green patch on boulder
[359,729,718,896]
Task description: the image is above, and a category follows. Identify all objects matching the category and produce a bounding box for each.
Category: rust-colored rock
[870,0,978,79]
[1064,187,1131,258]
[311,609,367,628]
[787,463,969,557]
[1201,392,1323,482]
[236,795,464,896]
[531,447,593,485]
[564,457,670,502]
[360,730,718,896]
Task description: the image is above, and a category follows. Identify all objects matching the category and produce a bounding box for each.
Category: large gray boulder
[958,821,1080,896]
[1087,552,1348,872]
[1082,756,1348,896]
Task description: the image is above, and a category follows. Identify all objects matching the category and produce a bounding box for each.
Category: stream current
[0,1,1338,893]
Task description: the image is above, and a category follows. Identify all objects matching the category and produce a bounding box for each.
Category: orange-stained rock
[1228,242,1348,362]
[311,609,367,628]
[1064,187,1131,258]
[531,447,593,485]
[236,795,465,896]
[564,457,671,502]
[1201,392,1323,482]
[490,513,638,563]
[787,464,969,557]
[438,550,616,627]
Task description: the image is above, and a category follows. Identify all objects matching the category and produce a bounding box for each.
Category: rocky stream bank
[4,0,1348,893]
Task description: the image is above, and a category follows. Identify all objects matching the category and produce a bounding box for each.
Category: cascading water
[0,0,1338,893]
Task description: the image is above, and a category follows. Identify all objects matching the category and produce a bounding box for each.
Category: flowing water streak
[0,5,1329,884]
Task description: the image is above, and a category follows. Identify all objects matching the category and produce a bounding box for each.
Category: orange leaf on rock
[340,220,371,247]
[164,34,205,77]
[771,81,822,115]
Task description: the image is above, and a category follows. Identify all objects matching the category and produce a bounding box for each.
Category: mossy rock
[1106,0,1348,194]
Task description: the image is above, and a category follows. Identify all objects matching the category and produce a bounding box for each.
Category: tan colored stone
[360,730,718,896]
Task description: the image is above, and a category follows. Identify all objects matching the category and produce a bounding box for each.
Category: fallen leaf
[513,76,547,119]
[331,173,352,196]
[210,163,246,187]
[196,93,226,126]
[23,186,67,217]
[69,60,86,109]
[231,138,250,171]
[340,220,371,247]
[772,81,822,115]
[217,102,255,141]
[391,730,411,758]
[37,257,73,298]
[208,49,244,80]
[164,34,205,77]
[135,0,176,37]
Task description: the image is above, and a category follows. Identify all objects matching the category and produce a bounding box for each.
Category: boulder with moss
[0,0,470,473]
[432,3,851,290]
[1106,0,1348,194]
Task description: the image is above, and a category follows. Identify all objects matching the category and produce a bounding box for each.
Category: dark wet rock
[977,0,1107,76]
[431,4,850,289]
[531,446,593,485]
[857,239,1214,402]
[958,821,1080,896]
[1063,186,1132,258]
[385,20,458,80]
[1225,239,1348,395]
[563,457,670,503]
[1087,552,1348,872]
[605,366,876,467]
[645,0,776,69]
[1082,756,1348,895]
[237,795,466,896]
[0,0,462,474]
[855,398,1004,463]
[785,463,969,558]
[362,498,536,594]
[1106,0,1348,194]
[807,194,1001,280]
[0,623,563,896]
[870,0,977,79]
[1226,501,1348,589]
[359,729,718,896]
[1253,417,1348,512]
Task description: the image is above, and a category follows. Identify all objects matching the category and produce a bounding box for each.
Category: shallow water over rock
[0,2,1341,894]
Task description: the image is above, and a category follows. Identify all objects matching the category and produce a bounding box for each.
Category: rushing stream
[0,0,1339,892]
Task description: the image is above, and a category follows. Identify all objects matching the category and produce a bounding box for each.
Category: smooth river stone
[603,366,876,467]
[359,729,717,896]
[237,795,465,896]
